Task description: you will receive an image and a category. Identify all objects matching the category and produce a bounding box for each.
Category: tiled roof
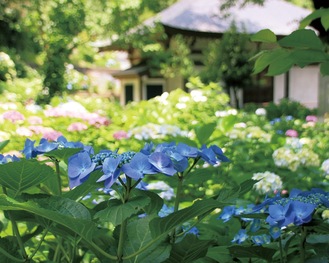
[145,0,311,36]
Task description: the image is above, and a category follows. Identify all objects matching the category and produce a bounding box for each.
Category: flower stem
[54,159,62,195]
[117,177,132,261]
[2,187,27,260]
[300,226,307,263]
[170,173,184,243]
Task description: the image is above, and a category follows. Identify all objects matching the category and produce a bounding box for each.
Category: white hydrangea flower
[255,108,266,116]
[321,159,329,175]
[252,171,283,194]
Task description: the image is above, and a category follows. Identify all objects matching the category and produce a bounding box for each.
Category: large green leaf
[123,217,171,263]
[300,9,329,30]
[320,61,329,75]
[149,199,225,239]
[278,29,324,50]
[253,49,291,75]
[163,235,212,263]
[194,123,217,145]
[266,53,294,76]
[0,194,96,241]
[250,29,277,43]
[94,196,150,226]
[206,246,233,263]
[228,245,276,261]
[0,159,55,196]
[290,49,329,68]
[0,140,9,152]
[133,189,164,215]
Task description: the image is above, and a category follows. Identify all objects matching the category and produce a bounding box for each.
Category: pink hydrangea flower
[42,130,62,141]
[285,129,298,137]
[113,130,128,140]
[27,116,43,125]
[305,115,317,122]
[67,122,88,132]
[2,110,25,123]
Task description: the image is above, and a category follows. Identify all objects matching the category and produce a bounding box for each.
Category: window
[146,84,163,100]
[125,84,134,104]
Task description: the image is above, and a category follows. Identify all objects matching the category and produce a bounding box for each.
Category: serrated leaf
[123,217,171,263]
[0,140,9,152]
[250,29,277,43]
[194,123,217,145]
[163,235,212,263]
[149,199,225,239]
[95,196,150,226]
[0,194,96,241]
[278,29,324,50]
[133,189,164,215]
[228,245,276,261]
[0,159,55,196]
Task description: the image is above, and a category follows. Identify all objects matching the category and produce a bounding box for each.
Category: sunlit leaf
[250,29,277,43]
[0,159,55,196]
[278,29,324,50]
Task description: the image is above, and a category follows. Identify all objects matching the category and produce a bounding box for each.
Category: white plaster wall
[273,74,285,104]
[289,66,320,109]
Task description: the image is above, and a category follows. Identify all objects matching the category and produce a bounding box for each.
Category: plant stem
[300,226,307,263]
[2,187,28,260]
[54,159,62,195]
[28,226,49,261]
[279,236,284,263]
[170,173,184,243]
[117,177,132,261]
[0,246,25,262]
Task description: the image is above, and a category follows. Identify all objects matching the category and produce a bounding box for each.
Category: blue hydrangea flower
[198,145,230,165]
[266,203,294,227]
[0,154,20,164]
[290,200,316,225]
[97,156,122,188]
[68,151,96,188]
[34,138,58,153]
[158,204,174,217]
[232,229,248,244]
[22,138,37,159]
[148,152,177,176]
[250,219,261,232]
[269,225,281,239]
[251,234,271,246]
[121,152,157,180]
[218,206,236,222]
[176,143,198,158]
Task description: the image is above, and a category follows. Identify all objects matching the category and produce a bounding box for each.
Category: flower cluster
[127,124,189,140]
[218,188,329,245]
[273,139,320,171]
[67,142,229,189]
[227,125,271,142]
[321,159,329,176]
[252,171,283,195]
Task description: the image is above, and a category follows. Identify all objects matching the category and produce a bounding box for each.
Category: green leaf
[307,234,329,244]
[320,61,329,75]
[321,12,329,31]
[0,159,55,196]
[206,246,233,263]
[45,148,82,163]
[278,29,324,50]
[0,140,9,152]
[0,194,96,242]
[300,9,329,29]
[149,199,225,239]
[163,235,212,263]
[133,189,164,215]
[217,115,235,134]
[290,49,329,67]
[123,217,171,263]
[250,29,277,43]
[266,52,294,76]
[94,196,150,226]
[194,123,217,145]
[253,49,291,75]
[228,245,276,261]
